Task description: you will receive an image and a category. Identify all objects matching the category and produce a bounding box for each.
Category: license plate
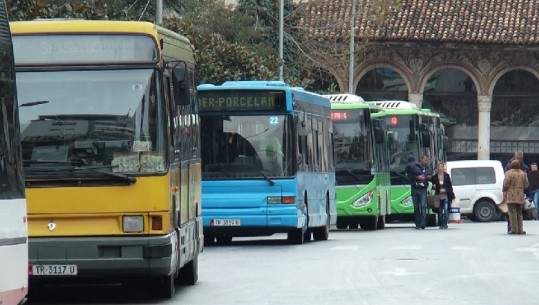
[212,219,241,226]
[32,265,78,276]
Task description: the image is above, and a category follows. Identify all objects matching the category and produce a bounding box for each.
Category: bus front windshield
[386,114,419,184]
[16,69,166,175]
[200,115,293,179]
[332,109,373,185]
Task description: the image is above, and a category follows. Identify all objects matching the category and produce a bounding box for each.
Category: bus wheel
[360,216,378,230]
[204,232,215,246]
[287,228,304,244]
[151,274,175,299]
[349,223,359,229]
[376,215,386,230]
[216,235,232,245]
[313,220,329,241]
[313,197,330,240]
[302,197,310,241]
[179,254,199,285]
[336,219,347,229]
[304,229,312,241]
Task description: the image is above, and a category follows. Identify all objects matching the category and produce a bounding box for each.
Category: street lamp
[279,0,284,81]
[348,0,356,94]
[156,0,163,25]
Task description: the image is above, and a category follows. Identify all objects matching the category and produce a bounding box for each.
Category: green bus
[368,101,447,226]
[327,94,391,230]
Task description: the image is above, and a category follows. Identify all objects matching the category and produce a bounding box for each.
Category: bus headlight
[401,197,413,206]
[352,192,373,207]
[123,215,144,233]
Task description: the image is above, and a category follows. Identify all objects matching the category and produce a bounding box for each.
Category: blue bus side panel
[296,172,336,228]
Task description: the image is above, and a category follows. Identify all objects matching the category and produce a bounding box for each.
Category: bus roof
[368,100,418,109]
[325,93,373,110]
[9,20,194,65]
[325,93,365,103]
[10,20,160,36]
[198,81,331,109]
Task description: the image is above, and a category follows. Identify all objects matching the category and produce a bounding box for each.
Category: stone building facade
[299,0,539,164]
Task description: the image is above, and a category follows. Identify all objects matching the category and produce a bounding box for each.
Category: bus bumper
[202,206,304,235]
[28,233,175,279]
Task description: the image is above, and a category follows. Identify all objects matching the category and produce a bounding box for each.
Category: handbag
[427,195,439,208]
[524,198,536,210]
[497,191,508,214]
[497,202,508,214]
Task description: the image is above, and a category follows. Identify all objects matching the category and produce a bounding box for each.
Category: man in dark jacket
[505,151,529,173]
[406,154,432,229]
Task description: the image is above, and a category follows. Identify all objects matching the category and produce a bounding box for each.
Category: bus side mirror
[172,67,190,106]
[298,120,307,137]
[296,114,307,136]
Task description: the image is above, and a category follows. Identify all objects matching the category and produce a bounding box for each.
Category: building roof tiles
[299,0,539,45]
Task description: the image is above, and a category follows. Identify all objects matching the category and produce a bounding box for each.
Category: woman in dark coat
[431,161,455,229]
[504,160,529,234]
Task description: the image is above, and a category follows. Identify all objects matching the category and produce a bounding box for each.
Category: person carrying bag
[431,161,455,229]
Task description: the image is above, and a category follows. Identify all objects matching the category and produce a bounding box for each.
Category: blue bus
[198,81,336,245]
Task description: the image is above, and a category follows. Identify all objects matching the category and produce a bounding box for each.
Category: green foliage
[164,16,280,85]
[6,0,154,21]
[5,0,402,93]
[236,0,309,86]
[6,0,283,85]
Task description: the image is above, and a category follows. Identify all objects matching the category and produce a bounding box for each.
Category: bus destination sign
[12,34,158,65]
[198,90,286,112]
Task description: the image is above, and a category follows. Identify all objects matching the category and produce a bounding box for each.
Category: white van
[446,160,505,222]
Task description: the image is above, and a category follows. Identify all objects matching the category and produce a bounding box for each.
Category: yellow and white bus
[10,20,202,297]
[0,1,28,304]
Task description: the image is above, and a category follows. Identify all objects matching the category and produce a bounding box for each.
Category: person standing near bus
[527,162,539,220]
[504,151,529,232]
[431,161,455,229]
[406,154,432,229]
[503,159,529,234]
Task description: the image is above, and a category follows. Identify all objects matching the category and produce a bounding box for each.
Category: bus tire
[376,215,386,230]
[336,221,347,230]
[216,235,232,245]
[287,228,304,244]
[304,229,312,241]
[313,196,330,240]
[151,274,175,299]
[179,254,199,285]
[360,216,378,230]
[204,231,215,246]
[302,195,311,241]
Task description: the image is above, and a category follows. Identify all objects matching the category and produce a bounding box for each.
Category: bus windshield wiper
[258,170,275,186]
[20,100,50,107]
[72,166,137,185]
